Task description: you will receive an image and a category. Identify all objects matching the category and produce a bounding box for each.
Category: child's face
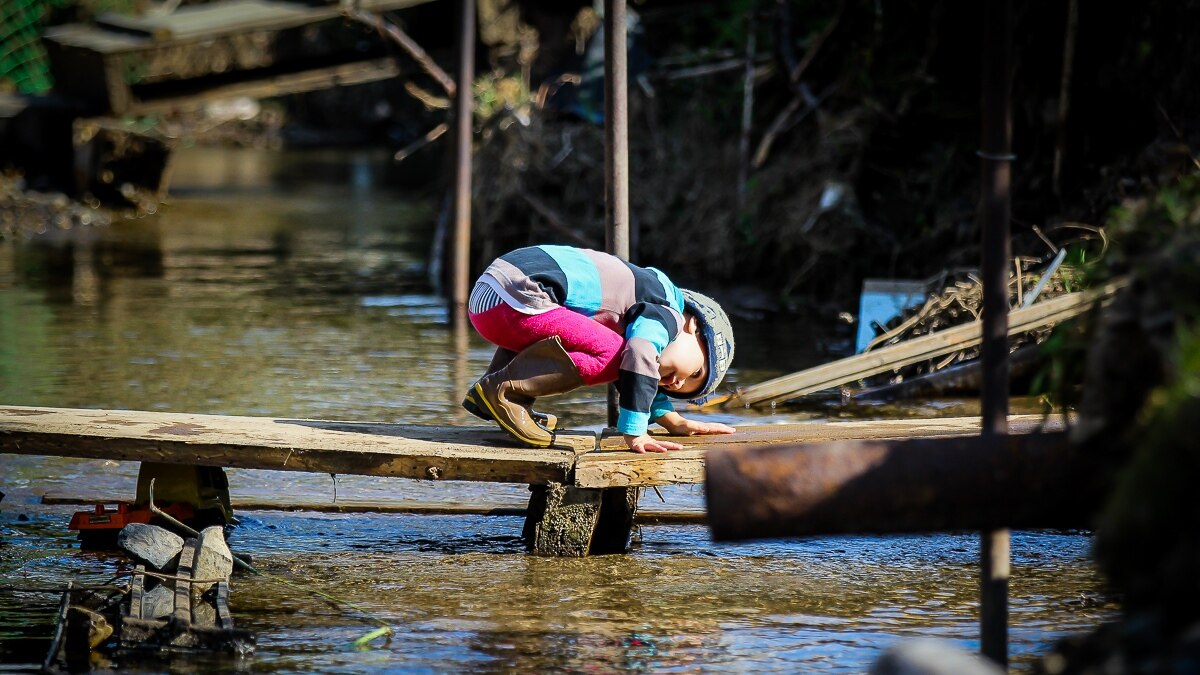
[659,318,707,396]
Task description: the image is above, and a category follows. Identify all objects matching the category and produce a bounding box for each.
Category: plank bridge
[0,405,1066,556]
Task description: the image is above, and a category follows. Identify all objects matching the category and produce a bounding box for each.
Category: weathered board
[712,281,1126,407]
[1,406,1066,489]
[0,406,592,485]
[41,0,436,114]
[574,414,1065,488]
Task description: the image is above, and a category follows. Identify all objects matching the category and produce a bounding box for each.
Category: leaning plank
[0,406,590,485]
[714,281,1126,408]
[575,414,1064,488]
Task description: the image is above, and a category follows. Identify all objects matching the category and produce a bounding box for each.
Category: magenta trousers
[469,303,624,385]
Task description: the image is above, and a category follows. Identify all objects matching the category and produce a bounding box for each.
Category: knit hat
[678,289,735,405]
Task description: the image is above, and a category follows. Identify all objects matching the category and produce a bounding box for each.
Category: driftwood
[519,191,597,248]
[711,281,1125,408]
[344,8,457,97]
[394,122,447,162]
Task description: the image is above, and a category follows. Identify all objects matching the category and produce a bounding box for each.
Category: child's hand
[655,411,737,437]
[623,434,684,453]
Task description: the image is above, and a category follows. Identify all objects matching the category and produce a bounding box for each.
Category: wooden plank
[716,281,1126,408]
[173,539,196,624]
[93,0,436,45]
[575,414,1065,488]
[129,566,146,620]
[125,58,401,115]
[0,406,591,485]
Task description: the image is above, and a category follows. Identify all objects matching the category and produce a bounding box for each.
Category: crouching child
[462,245,735,453]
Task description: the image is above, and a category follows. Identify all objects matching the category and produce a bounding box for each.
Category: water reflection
[0,147,1113,672]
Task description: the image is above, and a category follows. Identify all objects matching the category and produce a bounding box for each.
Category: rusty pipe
[705,431,1105,541]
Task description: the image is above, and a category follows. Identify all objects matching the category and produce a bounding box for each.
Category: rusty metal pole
[450,0,476,329]
[604,0,630,427]
[979,0,1013,666]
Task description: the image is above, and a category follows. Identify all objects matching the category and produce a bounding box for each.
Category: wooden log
[705,430,1106,541]
[0,406,592,485]
[575,415,1064,488]
[714,281,1126,408]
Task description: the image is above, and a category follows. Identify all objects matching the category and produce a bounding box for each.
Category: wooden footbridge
[0,405,1068,556]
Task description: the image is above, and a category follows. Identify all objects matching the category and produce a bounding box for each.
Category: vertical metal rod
[604,0,629,427]
[450,0,476,329]
[979,0,1013,666]
[736,3,756,214]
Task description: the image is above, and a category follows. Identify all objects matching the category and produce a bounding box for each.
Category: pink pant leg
[469,305,624,385]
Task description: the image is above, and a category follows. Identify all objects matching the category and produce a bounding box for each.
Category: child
[462,244,735,453]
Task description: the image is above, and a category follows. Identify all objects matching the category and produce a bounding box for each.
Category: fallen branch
[394,123,448,162]
[404,81,449,109]
[345,8,456,97]
[519,192,597,248]
[751,83,827,169]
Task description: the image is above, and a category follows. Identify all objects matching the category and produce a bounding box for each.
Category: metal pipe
[604,0,629,427]
[979,0,1014,665]
[604,0,630,261]
[705,432,1099,540]
[450,0,476,327]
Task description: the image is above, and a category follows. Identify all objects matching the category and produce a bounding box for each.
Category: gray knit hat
[678,289,735,405]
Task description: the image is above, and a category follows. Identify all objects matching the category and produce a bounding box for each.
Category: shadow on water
[0,147,1116,672]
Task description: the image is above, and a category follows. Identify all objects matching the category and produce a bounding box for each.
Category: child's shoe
[462,348,558,431]
[471,337,584,448]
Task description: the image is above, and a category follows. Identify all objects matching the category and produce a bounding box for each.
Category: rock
[869,639,1004,675]
[191,600,217,627]
[140,584,174,620]
[190,526,233,598]
[117,523,184,571]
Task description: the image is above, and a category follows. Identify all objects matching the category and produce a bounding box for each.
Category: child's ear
[685,313,700,334]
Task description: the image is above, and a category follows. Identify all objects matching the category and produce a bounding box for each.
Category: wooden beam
[124,59,402,115]
[716,281,1125,408]
[0,406,591,485]
[574,414,1064,488]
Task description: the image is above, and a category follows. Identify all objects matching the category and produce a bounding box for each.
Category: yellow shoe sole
[472,382,554,448]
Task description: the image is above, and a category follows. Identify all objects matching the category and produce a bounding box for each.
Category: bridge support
[134,462,233,528]
[523,483,640,556]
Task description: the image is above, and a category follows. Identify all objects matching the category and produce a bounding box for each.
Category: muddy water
[0,147,1113,671]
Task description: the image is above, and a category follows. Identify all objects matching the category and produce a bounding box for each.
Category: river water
[0,147,1114,672]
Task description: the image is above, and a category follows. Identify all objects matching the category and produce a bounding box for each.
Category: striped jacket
[478,245,684,436]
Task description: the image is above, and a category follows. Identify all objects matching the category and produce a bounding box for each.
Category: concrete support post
[524,483,640,556]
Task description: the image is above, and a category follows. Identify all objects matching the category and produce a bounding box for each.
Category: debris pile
[43,522,253,673]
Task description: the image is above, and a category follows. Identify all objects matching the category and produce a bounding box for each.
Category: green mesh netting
[0,0,62,94]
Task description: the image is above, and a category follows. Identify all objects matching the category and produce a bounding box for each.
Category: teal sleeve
[649,392,674,422]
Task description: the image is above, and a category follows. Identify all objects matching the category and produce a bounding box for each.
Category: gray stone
[140,584,174,620]
[870,639,1005,675]
[118,523,184,571]
[190,526,233,598]
[191,600,217,627]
